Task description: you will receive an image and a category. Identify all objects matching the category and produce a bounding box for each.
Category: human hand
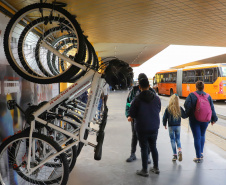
[211,122,215,125]
[165,126,167,129]
[128,116,132,122]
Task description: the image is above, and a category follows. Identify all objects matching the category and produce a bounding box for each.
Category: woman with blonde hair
[163,94,187,161]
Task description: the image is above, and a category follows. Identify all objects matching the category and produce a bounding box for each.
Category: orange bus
[153,63,226,100]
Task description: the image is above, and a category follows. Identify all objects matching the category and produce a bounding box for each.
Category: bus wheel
[170,89,173,96]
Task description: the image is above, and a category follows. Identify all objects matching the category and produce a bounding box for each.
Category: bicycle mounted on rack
[0,1,133,185]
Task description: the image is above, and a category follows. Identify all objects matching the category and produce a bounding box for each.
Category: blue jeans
[97,99,103,119]
[189,121,208,158]
[137,132,158,170]
[168,126,181,155]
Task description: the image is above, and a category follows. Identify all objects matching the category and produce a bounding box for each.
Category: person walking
[130,78,161,177]
[163,94,187,162]
[125,73,155,163]
[184,81,218,163]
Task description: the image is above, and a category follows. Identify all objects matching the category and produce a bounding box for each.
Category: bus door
[176,69,182,96]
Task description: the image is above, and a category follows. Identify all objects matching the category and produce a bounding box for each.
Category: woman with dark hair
[184,81,218,163]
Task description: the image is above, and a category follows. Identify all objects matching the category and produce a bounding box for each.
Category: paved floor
[68,91,226,185]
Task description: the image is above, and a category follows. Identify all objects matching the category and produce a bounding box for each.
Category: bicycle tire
[46,34,78,75]
[0,130,69,185]
[58,113,80,172]
[36,123,78,173]
[69,37,93,82]
[63,113,88,157]
[50,39,79,75]
[4,3,85,84]
[34,105,78,173]
[94,131,105,161]
[18,16,77,78]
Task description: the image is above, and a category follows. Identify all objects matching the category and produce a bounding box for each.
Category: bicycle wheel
[40,127,77,173]
[18,16,81,78]
[0,130,69,185]
[69,37,94,82]
[54,115,79,172]
[4,3,85,84]
[45,34,78,75]
[63,113,89,157]
[46,36,95,82]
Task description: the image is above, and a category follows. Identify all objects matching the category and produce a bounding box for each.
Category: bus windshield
[222,67,226,77]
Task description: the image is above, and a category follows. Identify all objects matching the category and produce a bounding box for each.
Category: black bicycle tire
[91,43,99,70]
[69,37,93,82]
[94,131,105,161]
[4,3,85,84]
[18,16,75,77]
[57,114,80,172]
[46,34,77,74]
[51,39,78,73]
[36,122,78,173]
[18,16,69,77]
[34,108,78,173]
[63,113,88,157]
[35,28,78,76]
[61,44,78,72]
[0,130,69,185]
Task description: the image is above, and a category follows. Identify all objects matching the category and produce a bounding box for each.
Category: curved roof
[3,0,226,66]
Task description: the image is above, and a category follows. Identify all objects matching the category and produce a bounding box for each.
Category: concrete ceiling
[2,0,226,66]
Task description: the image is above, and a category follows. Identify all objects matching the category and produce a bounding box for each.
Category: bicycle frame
[26,41,105,174]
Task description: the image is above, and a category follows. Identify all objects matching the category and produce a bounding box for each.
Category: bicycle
[0,2,133,185]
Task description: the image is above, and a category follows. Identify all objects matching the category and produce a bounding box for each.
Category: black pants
[130,120,138,154]
[137,131,159,170]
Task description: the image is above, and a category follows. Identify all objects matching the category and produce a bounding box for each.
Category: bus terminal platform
[67,91,226,185]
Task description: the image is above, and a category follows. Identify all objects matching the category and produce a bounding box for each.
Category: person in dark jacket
[184,81,218,163]
[130,78,161,177]
[125,73,155,163]
[163,94,187,162]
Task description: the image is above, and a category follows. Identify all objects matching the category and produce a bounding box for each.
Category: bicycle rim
[0,131,69,185]
[4,3,85,84]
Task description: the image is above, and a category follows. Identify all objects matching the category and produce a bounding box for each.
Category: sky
[133,45,226,80]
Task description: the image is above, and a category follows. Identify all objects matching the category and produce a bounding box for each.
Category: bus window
[164,73,169,82]
[156,74,160,83]
[222,67,226,77]
[168,73,172,82]
[195,69,204,82]
[213,68,218,82]
[172,73,177,82]
[187,70,195,83]
[204,68,213,83]
[182,71,187,83]
[160,74,164,83]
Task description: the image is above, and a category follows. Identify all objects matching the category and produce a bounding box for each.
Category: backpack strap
[193,91,209,98]
[204,93,210,98]
[193,91,199,97]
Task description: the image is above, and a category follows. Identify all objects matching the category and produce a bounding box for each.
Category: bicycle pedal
[7,100,16,110]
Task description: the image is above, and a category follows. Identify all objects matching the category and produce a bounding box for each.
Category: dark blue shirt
[130,90,161,134]
[163,106,187,127]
